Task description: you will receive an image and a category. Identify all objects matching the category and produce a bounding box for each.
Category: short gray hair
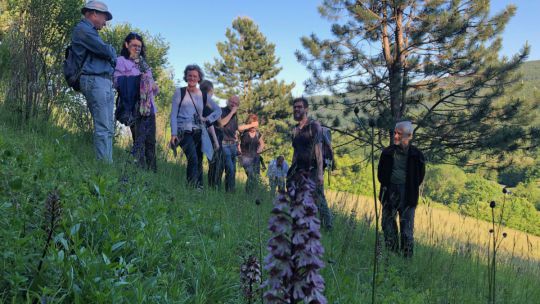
[395,121,413,136]
[183,64,204,83]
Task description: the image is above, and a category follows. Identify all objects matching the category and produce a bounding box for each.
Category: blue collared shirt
[71,19,116,76]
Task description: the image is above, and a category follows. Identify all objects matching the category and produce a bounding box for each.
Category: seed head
[502,187,508,194]
[489,201,496,208]
[255,199,261,206]
[489,229,494,233]
[502,232,507,238]
[354,107,360,115]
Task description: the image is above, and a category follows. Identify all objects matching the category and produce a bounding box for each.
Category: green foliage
[423,165,540,236]
[424,165,467,205]
[205,17,295,152]
[0,0,82,121]
[1,111,540,303]
[297,0,537,166]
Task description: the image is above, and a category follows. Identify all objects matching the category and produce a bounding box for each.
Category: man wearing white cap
[71,1,117,162]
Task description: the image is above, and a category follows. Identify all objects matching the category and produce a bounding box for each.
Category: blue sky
[104,0,539,96]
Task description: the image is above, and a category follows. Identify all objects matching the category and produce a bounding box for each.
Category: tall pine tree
[205,17,295,153]
[297,0,538,165]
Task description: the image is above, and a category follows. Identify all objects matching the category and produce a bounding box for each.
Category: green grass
[1,117,539,303]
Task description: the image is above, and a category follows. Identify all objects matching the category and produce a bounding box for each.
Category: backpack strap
[176,87,208,119]
[177,87,187,119]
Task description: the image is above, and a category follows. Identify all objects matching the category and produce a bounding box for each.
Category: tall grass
[1,114,539,303]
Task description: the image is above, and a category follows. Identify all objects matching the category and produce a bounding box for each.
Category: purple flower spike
[263,170,327,303]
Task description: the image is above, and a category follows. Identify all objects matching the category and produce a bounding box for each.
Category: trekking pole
[368,118,381,304]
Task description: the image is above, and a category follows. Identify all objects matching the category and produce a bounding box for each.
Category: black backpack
[63,45,87,92]
[321,126,335,170]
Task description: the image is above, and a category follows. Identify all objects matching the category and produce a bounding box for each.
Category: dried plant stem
[370,123,380,304]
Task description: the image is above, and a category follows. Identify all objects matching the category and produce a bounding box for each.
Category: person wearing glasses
[114,32,159,171]
[71,0,116,162]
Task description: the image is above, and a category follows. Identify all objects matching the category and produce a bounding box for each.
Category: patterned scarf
[135,57,154,116]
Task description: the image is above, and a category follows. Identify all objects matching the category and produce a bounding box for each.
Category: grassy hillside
[1,117,540,303]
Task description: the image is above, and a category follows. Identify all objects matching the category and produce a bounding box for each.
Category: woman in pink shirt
[114,32,159,171]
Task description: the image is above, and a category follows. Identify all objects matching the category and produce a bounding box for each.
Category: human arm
[113,57,126,88]
[218,106,237,127]
[73,24,116,62]
[203,96,222,124]
[170,88,181,144]
[418,150,426,185]
[257,134,265,154]
[315,142,324,185]
[237,132,242,154]
[238,120,259,132]
[208,125,220,150]
[377,154,384,184]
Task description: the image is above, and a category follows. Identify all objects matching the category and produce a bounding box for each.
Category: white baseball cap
[81,1,112,21]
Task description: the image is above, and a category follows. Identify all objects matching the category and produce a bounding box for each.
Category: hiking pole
[368,118,381,304]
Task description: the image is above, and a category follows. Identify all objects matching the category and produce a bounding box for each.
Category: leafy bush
[423,165,467,205]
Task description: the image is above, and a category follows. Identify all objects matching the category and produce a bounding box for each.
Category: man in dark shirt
[288,97,333,230]
[377,121,425,257]
[217,95,258,192]
[72,1,116,163]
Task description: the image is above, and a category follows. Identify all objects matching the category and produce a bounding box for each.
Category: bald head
[227,95,240,108]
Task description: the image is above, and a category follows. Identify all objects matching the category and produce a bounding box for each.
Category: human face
[186,70,200,88]
[125,39,142,59]
[293,101,307,121]
[91,11,108,30]
[393,127,411,147]
[227,96,240,108]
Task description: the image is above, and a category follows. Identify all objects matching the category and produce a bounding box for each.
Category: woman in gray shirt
[170,65,222,189]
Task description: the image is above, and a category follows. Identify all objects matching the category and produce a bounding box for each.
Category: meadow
[1,116,539,303]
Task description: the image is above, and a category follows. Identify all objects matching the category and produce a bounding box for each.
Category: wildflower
[240,255,262,302]
[263,172,327,304]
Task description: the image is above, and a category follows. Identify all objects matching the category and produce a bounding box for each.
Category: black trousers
[130,113,156,172]
[179,130,203,188]
[381,183,416,257]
